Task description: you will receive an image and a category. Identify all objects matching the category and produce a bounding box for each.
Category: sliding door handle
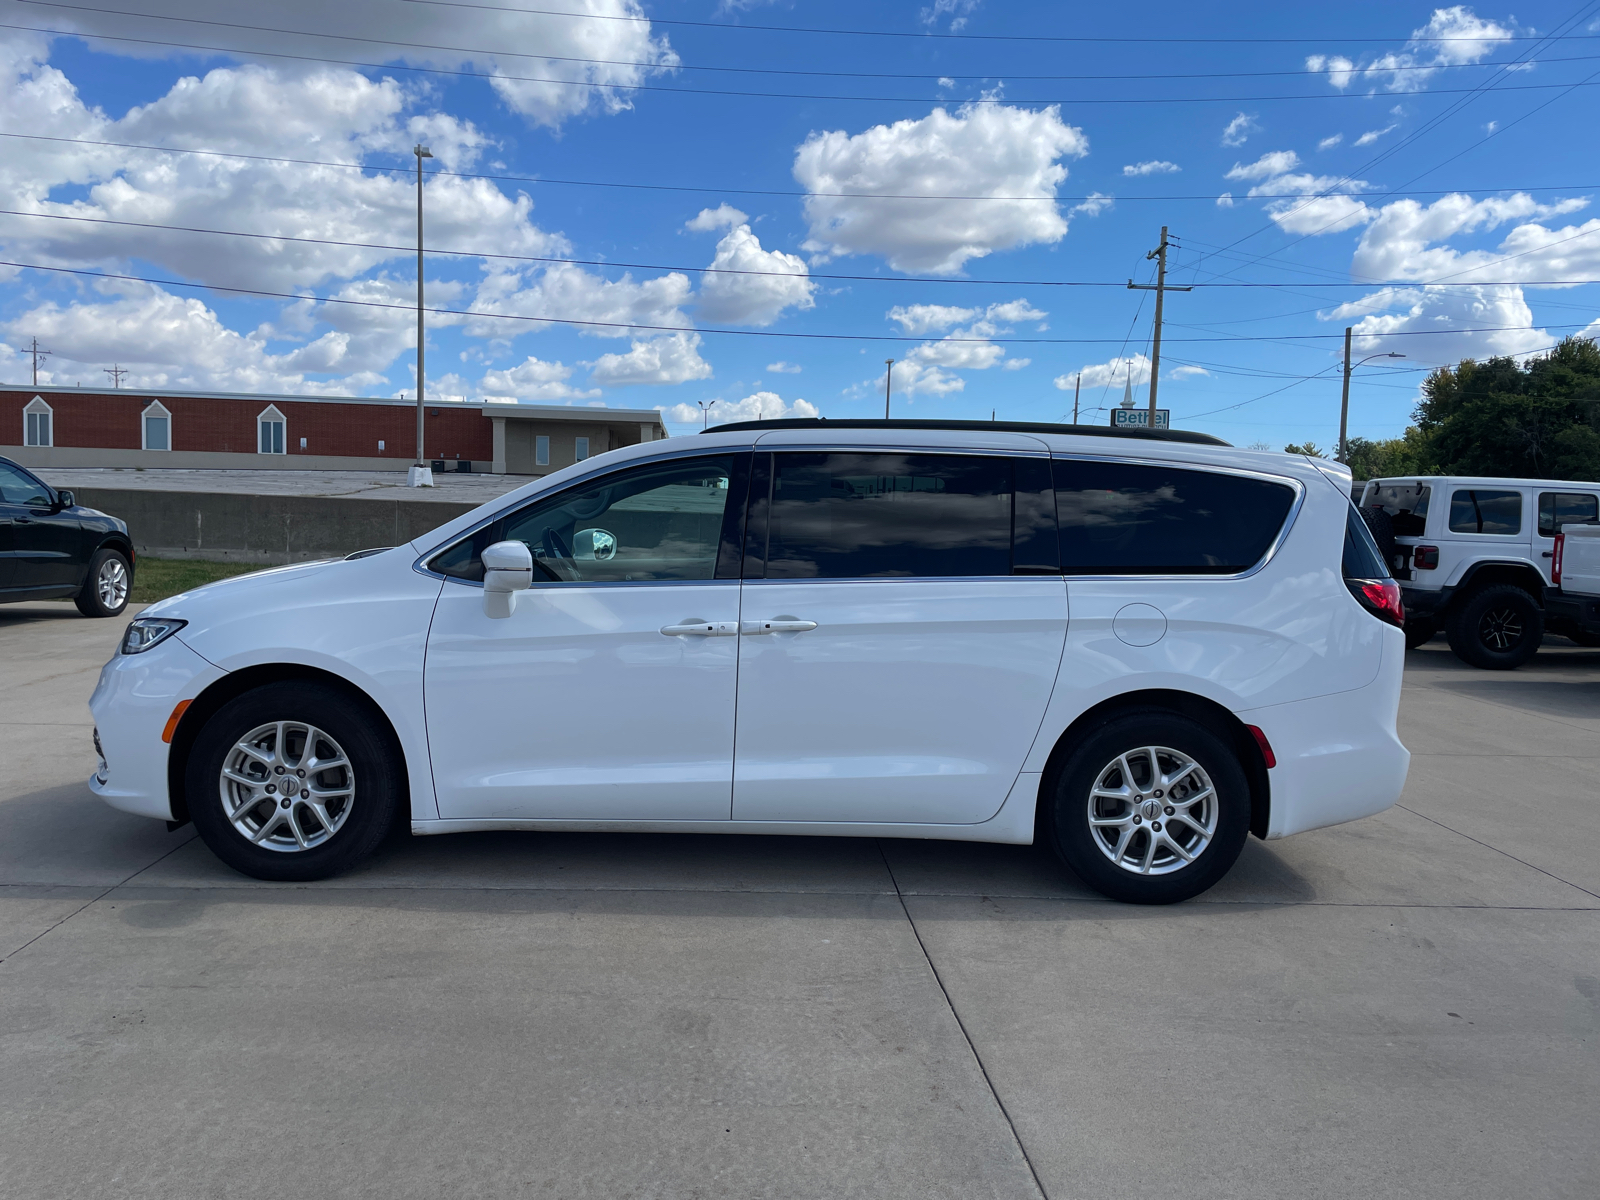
[661,619,738,637]
[741,618,818,634]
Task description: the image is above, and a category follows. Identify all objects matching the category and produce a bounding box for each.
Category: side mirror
[481,539,533,619]
[55,489,75,509]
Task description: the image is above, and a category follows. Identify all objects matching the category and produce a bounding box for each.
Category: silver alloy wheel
[1087,745,1218,875]
[97,557,128,608]
[219,720,355,852]
[1479,606,1523,651]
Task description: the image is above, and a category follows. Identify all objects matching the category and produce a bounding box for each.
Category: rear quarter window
[1448,489,1522,535]
[1054,460,1297,575]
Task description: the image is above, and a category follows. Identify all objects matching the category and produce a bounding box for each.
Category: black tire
[1043,711,1251,905]
[74,547,131,617]
[1403,617,1437,650]
[185,681,403,881]
[1445,585,1544,670]
[1360,506,1398,574]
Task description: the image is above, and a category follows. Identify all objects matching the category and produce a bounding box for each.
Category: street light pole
[1338,325,1405,462]
[409,143,434,487]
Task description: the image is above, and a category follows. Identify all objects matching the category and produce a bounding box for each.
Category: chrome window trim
[411,444,756,579]
[1052,451,1307,582]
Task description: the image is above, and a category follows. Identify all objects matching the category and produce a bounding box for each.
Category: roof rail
[703,418,1229,446]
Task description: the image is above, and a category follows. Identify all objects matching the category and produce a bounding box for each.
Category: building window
[24,397,52,447]
[535,435,550,466]
[257,405,286,454]
[378,440,385,451]
[574,436,590,462]
[141,401,171,451]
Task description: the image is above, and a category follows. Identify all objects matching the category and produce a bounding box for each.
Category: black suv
[0,456,135,617]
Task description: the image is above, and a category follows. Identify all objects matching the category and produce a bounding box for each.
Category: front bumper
[88,636,224,821]
[1239,628,1410,839]
[1546,590,1600,635]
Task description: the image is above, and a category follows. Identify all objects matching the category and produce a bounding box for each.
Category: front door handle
[741,618,818,634]
[661,619,738,637]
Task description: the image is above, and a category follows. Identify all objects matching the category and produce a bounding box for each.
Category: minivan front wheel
[1045,713,1250,904]
[186,682,402,881]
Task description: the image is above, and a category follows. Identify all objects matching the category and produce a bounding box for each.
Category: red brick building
[3,386,666,476]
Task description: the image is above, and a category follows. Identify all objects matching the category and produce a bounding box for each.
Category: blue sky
[1,0,1596,448]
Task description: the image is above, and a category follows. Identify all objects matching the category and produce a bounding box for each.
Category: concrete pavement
[1,605,1596,1198]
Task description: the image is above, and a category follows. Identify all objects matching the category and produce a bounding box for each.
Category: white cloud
[1123,160,1181,176]
[766,361,802,373]
[1305,55,1357,90]
[3,280,388,394]
[1058,354,1151,390]
[688,210,816,325]
[0,51,564,294]
[794,101,1089,274]
[466,264,694,340]
[1002,357,1031,370]
[888,304,980,334]
[1071,192,1114,217]
[1334,285,1552,362]
[1348,193,1597,284]
[1168,364,1210,379]
[1225,150,1302,181]
[665,390,819,427]
[1354,124,1398,147]
[1221,112,1260,147]
[479,356,599,402]
[590,332,712,386]
[921,0,982,32]
[1306,7,1515,93]
[1216,192,1235,208]
[885,300,1047,396]
[1318,133,1345,150]
[685,204,748,231]
[34,0,678,130]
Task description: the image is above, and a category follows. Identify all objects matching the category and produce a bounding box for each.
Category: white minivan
[90,421,1409,904]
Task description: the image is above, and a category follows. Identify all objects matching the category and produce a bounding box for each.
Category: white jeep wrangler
[1358,476,1600,669]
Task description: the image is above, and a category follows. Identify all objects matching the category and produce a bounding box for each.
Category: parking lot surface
[2,603,1596,1199]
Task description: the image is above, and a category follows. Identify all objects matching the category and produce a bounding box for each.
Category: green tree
[1283,441,1326,457]
[1343,429,1433,481]
[1415,337,1600,480]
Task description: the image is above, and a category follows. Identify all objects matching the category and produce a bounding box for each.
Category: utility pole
[1072,372,1081,423]
[1339,327,1352,465]
[28,337,50,386]
[1339,327,1405,463]
[103,364,127,389]
[884,359,894,419]
[410,143,434,487]
[1127,226,1192,425]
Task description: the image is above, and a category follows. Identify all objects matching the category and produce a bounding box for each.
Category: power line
[12,17,1600,106]
[395,0,1600,46]
[14,7,1596,82]
[8,205,1600,289]
[7,258,1593,345]
[3,131,1593,206]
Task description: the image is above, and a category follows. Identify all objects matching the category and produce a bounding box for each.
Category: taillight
[1413,545,1439,570]
[1347,578,1405,628]
[1553,534,1564,586]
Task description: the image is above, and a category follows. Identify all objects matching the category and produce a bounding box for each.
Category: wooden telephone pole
[28,337,50,386]
[1126,226,1192,425]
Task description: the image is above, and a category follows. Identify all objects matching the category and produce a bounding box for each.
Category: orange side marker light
[162,699,193,744]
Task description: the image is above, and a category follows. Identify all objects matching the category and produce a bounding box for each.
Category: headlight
[121,617,187,655]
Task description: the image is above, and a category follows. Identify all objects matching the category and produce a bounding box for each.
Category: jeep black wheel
[1445,584,1543,670]
[1403,617,1437,650]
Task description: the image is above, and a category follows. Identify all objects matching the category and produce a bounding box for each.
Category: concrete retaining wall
[72,488,478,564]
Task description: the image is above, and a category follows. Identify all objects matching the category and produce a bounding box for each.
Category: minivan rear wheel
[1445,584,1543,670]
[1044,712,1250,904]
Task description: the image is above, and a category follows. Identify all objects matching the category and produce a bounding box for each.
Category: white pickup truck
[1548,523,1600,642]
